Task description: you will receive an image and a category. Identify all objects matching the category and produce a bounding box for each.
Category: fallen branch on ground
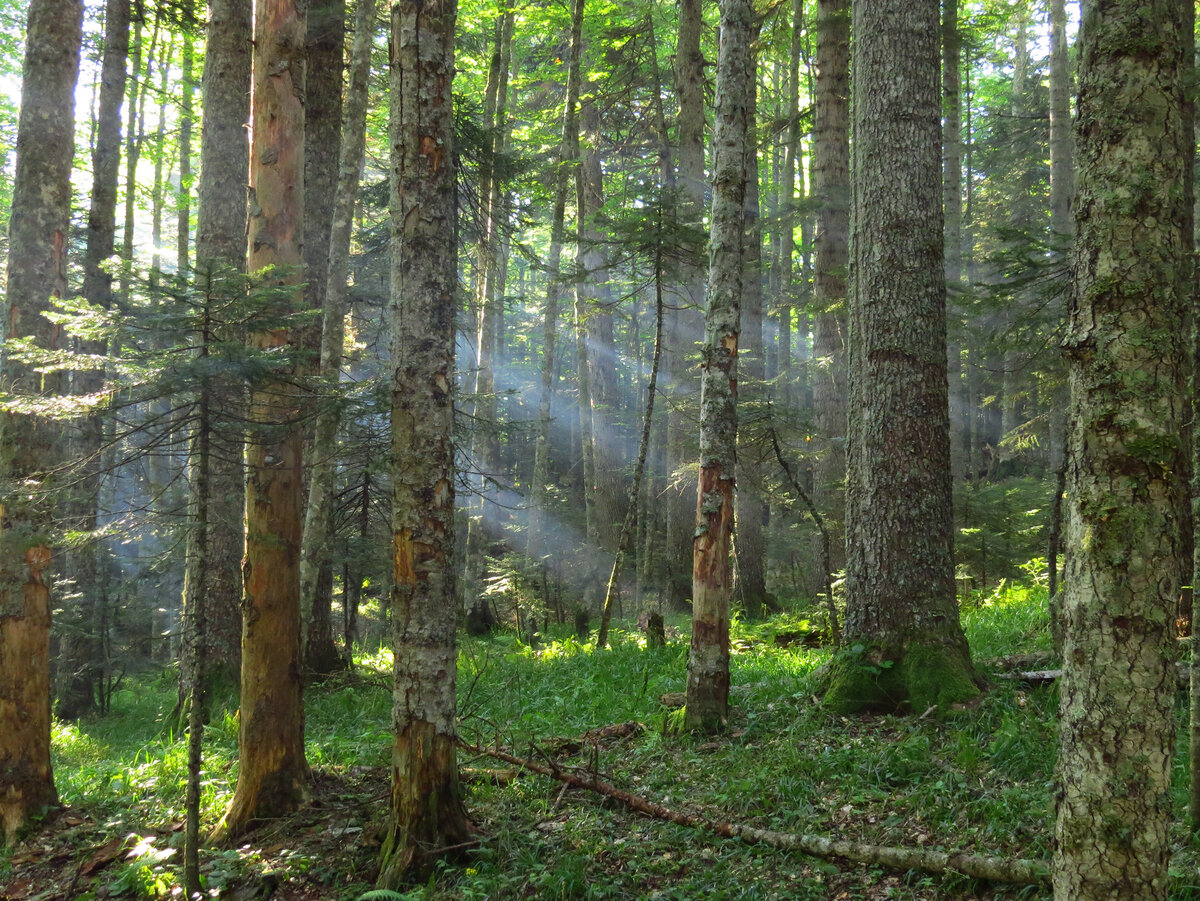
[459,740,1049,887]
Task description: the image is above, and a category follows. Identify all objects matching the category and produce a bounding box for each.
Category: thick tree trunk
[377,0,470,883]
[664,0,705,611]
[823,0,977,715]
[686,0,750,733]
[216,0,309,839]
[811,0,849,578]
[1054,1,1188,896]
[0,0,83,845]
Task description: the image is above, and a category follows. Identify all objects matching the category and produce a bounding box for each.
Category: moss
[821,640,978,716]
[820,644,905,714]
[899,641,979,713]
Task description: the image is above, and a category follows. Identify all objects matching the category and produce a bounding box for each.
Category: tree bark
[823,0,977,715]
[687,0,750,733]
[193,0,251,688]
[0,0,83,845]
[811,0,849,578]
[1054,1,1189,896]
[377,0,470,882]
[215,0,309,839]
[735,63,768,620]
[299,0,347,675]
[664,0,705,611]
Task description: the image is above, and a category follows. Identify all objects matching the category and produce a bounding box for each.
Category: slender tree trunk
[301,0,377,677]
[687,0,751,733]
[528,0,583,585]
[811,0,849,578]
[578,99,623,554]
[299,0,347,675]
[216,0,309,839]
[0,0,83,845]
[597,243,666,648]
[735,63,768,620]
[823,0,976,715]
[377,0,470,880]
[464,3,514,634]
[58,0,132,723]
[665,0,705,610]
[943,0,966,486]
[177,13,194,273]
[1054,2,1188,896]
[194,0,251,686]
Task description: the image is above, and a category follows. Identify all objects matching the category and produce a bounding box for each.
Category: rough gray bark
[811,0,849,580]
[687,0,751,733]
[0,0,83,845]
[1054,0,1189,896]
[377,0,470,881]
[823,0,977,715]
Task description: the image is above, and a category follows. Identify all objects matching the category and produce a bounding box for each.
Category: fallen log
[459,741,1049,887]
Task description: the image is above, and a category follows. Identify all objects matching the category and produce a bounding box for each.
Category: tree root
[460,740,1049,887]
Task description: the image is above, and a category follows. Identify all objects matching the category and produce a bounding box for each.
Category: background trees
[1,0,1197,896]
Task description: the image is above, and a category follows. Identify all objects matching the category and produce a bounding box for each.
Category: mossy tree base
[822,640,979,715]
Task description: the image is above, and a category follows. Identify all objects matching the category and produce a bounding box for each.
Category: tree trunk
[735,64,768,620]
[58,0,132,723]
[686,0,750,733]
[299,0,347,675]
[215,0,309,839]
[943,0,967,487]
[597,244,665,649]
[194,0,251,686]
[527,0,583,587]
[1054,1,1188,896]
[811,0,849,578]
[464,3,514,634]
[665,0,705,611]
[823,0,977,715]
[0,0,83,845]
[377,0,470,883]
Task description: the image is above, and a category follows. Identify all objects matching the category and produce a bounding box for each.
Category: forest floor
[4,580,1200,901]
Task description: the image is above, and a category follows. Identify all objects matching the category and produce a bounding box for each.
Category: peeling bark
[687,0,751,732]
[378,0,470,882]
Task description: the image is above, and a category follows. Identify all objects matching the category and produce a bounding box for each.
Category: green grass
[10,578,1165,900]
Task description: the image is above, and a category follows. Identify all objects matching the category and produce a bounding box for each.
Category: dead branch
[460,741,1049,887]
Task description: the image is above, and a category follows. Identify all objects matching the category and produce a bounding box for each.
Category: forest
[0,0,1194,897]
